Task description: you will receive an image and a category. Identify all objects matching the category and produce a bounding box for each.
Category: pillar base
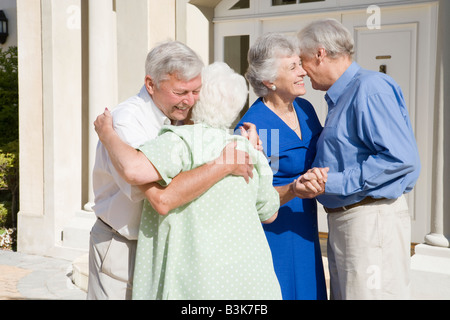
[411,243,450,299]
[425,233,450,248]
[62,210,96,251]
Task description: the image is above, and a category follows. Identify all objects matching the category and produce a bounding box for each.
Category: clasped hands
[291,167,329,199]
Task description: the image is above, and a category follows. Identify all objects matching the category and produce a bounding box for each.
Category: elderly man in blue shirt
[295,19,421,300]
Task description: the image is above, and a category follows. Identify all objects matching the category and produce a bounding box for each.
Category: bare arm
[94,109,255,214]
[139,141,254,215]
[141,122,263,215]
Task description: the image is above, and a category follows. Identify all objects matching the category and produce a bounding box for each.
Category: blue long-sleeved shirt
[313,62,421,209]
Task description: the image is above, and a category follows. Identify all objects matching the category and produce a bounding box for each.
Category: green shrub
[0,202,8,225]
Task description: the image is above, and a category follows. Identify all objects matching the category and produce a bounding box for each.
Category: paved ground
[0,250,86,300]
[0,237,329,300]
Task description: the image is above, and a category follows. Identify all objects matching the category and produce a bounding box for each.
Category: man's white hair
[145,41,204,87]
[297,18,355,59]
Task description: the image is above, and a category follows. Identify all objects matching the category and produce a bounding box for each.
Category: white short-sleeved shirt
[92,85,171,240]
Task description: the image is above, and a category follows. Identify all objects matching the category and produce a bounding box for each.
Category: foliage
[0,227,16,251]
[0,203,15,251]
[0,141,18,189]
[0,46,19,249]
[0,202,8,225]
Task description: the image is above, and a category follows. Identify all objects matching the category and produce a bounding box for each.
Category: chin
[173,111,190,122]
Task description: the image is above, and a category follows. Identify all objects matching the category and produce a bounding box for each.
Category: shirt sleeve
[325,91,420,198]
[103,113,150,202]
[138,131,191,187]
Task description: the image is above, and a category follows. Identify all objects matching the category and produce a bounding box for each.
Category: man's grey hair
[145,41,204,87]
[297,18,355,59]
[245,32,300,98]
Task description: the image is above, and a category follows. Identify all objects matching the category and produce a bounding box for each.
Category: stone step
[62,211,96,251]
[72,253,89,292]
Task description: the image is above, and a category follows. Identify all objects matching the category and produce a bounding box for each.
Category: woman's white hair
[145,41,204,87]
[297,18,355,59]
[245,32,300,97]
[191,62,248,129]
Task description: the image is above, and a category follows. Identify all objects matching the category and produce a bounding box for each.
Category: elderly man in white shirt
[87,41,255,300]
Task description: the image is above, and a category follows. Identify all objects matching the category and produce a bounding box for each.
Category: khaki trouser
[327,196,411,300]
[87,219,137,300]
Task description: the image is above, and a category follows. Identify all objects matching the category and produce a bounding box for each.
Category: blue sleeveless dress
[235,97,327,300]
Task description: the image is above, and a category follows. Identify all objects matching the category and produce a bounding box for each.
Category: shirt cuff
[325,171,344,195]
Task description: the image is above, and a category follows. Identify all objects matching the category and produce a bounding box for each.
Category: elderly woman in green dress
[94,62,282,300]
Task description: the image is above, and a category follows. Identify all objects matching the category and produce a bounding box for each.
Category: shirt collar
[325,61,360,106]
[139,85,172,126]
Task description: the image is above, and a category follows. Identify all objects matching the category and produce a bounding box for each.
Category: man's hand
[215,141,254,183]
[94,108,115,143]
[239,122,263,151]
[292,167,329,199]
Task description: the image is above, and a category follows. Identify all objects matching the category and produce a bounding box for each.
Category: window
[230,0,250,10]
[224,35,250,118]
[272,0,325,5]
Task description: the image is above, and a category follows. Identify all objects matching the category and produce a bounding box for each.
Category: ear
[145,75,155,95]
[262,80,274,90]
[316,48,327,63]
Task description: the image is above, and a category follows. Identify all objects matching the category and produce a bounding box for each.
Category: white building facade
[14,0,450,299]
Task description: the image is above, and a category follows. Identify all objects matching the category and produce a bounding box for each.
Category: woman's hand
[239,122,263,151]
[215,141,254,183]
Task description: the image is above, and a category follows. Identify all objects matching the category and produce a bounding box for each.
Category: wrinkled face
[300,51,330,91]
[146,73,202,121]
[273,55,307,98]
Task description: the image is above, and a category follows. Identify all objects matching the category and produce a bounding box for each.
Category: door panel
[354,23,417,123]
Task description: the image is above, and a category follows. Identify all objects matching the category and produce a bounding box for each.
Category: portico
[13,0,450,298]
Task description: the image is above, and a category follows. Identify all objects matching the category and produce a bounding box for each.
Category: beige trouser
[87,218,137,300]
[327,196,411,300]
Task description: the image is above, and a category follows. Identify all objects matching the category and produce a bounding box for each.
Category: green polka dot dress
[132,124,282,300]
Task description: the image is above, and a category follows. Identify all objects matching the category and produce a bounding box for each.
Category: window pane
[272,0,297,5]
[224,35,250,120]
[300,0,325,3]
[230,0,250,10]
[272,0,325,5]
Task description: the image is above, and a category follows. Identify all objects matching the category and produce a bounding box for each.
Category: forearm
[101,131,161,185]
[276,184,296,206]
[141,161,233,215]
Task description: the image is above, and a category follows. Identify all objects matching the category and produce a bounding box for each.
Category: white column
[84,0,116,211]
[410,0,450,300]
[424,0,450,249]
[425,60,450,248]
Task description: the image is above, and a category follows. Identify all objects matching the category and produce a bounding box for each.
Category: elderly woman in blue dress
[94,62,283,300]
[235,32,329,300]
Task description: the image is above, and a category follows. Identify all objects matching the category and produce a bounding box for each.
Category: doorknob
[379,64,387,74]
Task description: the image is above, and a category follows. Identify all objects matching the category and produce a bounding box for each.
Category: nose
[183,92,196,106]
[298,65,307,77]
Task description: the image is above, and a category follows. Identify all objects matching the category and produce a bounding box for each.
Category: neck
[263,94,294,113]
[326,56,353,89]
